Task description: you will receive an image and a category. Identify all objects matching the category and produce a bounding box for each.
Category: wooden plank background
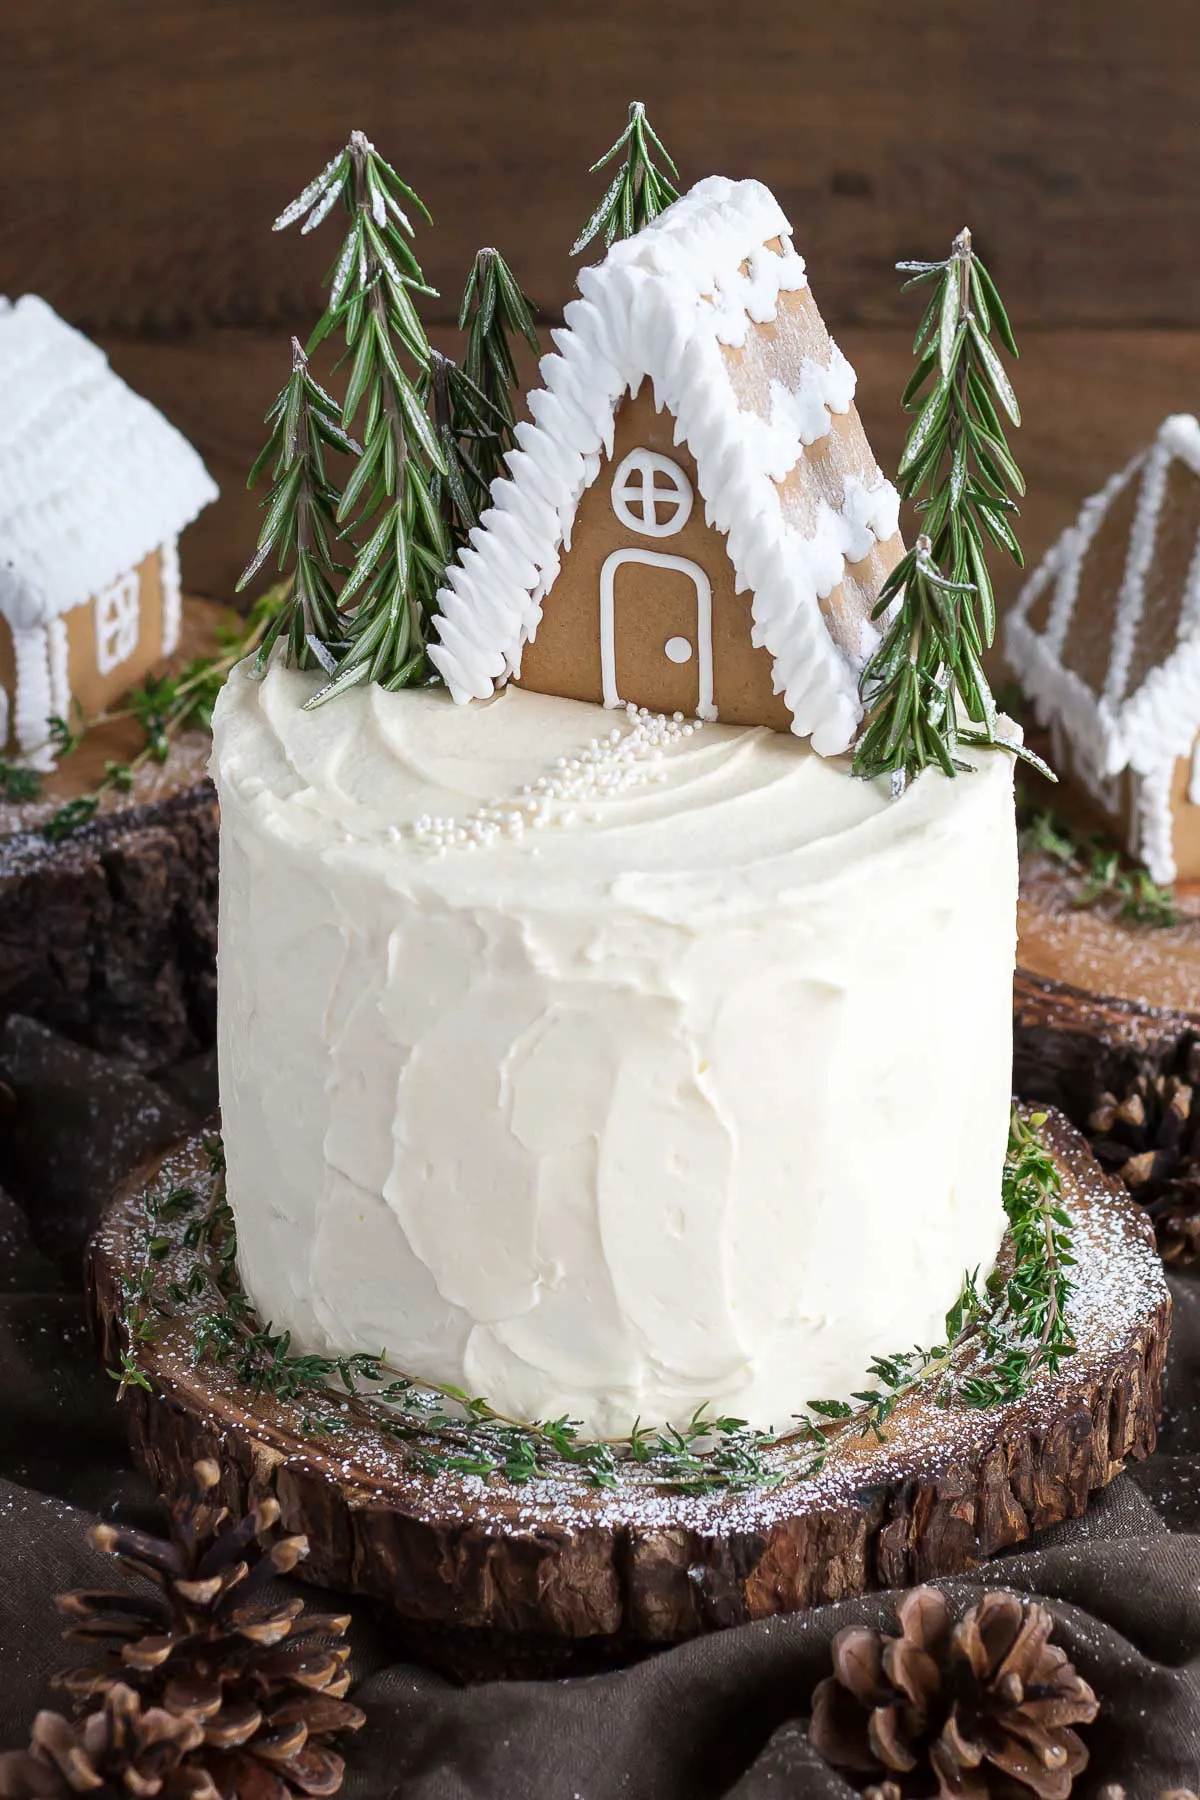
[3,1,1200,611]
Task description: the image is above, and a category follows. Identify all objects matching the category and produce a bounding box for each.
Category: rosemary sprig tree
[274,130,448,701]
[237,339,353,675]
[422,248,540,544]
[423,348,500,546]
[854,228,1049,790]
[572,101,680,255]
[459,247,540,480]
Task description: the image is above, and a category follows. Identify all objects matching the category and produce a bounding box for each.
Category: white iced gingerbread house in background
[431,177,904,756]
[0,295,217,758]
[1006,412,1200,886]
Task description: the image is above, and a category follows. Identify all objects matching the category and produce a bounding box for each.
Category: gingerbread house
[0,295,218,759]
[1006,412,1200,886]
[430,177,904,755]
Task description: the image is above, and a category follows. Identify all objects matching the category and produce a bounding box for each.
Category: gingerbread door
[601,549,715,719]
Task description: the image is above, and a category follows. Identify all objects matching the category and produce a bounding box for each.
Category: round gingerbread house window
[610,449,693,538]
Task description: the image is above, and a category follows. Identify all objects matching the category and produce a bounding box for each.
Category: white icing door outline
[599,548,716,722]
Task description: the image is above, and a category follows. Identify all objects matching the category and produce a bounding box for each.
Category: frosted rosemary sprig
[422,349,501,549]
[572,101,680,255]
[275,130,448,703]
[855,230,1051,790]
[900,229,1023,628]
[238,339,354,675]
[460,247,540,450]
[418,250,539,552]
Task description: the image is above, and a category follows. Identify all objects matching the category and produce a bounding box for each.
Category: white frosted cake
[212,171,1018,1440]
[213,668,1015,1437]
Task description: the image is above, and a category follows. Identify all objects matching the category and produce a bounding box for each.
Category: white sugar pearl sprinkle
[401,708,701,856]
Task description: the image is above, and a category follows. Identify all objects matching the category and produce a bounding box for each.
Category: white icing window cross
[94,570,141,676]
[611,449,693,538]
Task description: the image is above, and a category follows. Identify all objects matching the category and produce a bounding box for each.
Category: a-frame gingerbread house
[1006,412,1200,886]
[430,178,903,757]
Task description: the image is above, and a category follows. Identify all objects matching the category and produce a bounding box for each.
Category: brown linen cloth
[1,1014,1198,1797]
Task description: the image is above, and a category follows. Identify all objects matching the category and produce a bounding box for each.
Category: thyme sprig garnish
[956,1107,1076,1404]
[39,584,291,842]
[572,101,680,256]
[1023,805,1180,927]
[114,1112,1075,1497]
[0,760,43,804]
[799,1108,1077,1431]
[855,230,1051,791]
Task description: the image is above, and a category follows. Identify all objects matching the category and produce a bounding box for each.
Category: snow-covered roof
[1005,412,1200,783]
[0,296,218,630]
[429,177,900,756]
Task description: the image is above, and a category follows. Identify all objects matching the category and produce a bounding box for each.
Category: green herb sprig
[276,131,448,704]
[899,229,1023,630]
[0,761,43,804]
[1024,806,1180,927]
[459,247,540,458]
[957,1108,1076,1405]
[115,1112,1074,1497]
[800,1108,1076,1430]
[855,230,1051,791]
[572,101,680,255]
[423,348,501,548]
[423,248,540,550]
[239,338,356,676]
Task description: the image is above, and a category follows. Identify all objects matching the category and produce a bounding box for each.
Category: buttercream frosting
[213,662,1016,1437]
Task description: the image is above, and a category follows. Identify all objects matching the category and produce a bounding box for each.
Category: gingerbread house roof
[0,295,218,632]
[1005,413,1200,785]
[429,177,900,757]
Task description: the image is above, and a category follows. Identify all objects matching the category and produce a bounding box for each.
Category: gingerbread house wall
[517,383,792,730]
[1164,746,1200,885]
[0,547,167,753]
[1046,718,1200,889]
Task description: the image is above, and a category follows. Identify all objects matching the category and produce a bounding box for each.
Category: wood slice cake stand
[0,598,229,1065]
[1016,846,1200,1263]
[87,1113,1169,1679]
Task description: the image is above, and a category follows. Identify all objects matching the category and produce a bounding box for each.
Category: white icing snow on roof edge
[429,176,900,757]
[1005,413,1200,781]
[0,296,218,629]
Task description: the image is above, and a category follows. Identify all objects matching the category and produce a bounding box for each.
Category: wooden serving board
[88,1115,1169,1678]
[1016,847,1200,1263]
[0,598,229,1065]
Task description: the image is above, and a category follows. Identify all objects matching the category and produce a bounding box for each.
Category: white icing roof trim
[0,295,218,629]
[430,177,900,757]
[1008,414,1200,784]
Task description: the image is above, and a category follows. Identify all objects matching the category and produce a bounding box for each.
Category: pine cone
[0,1682,205,1799]
[1087,1044,1200,1263]
[52,1462,364,1800]
[808,1586,1099,1799]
